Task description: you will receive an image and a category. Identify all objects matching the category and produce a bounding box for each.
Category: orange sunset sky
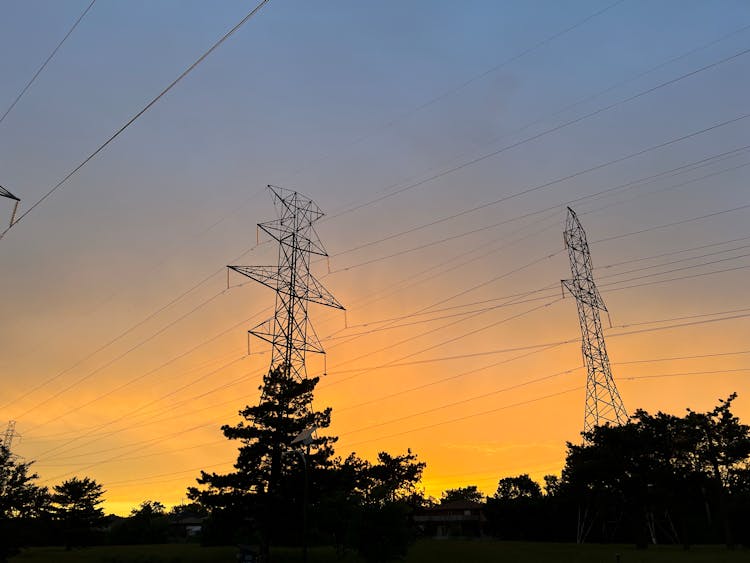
[0,0,749,515]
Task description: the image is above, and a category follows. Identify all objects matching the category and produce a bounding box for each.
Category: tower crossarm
[0,185,20,227]
[561,278,607,312]
[258,220,329,256]
[0,186,20,201]
[229,266,344,309]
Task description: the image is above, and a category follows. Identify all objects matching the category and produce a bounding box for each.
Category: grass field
[9,540,750,562]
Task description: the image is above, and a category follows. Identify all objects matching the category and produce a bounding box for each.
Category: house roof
[433,500,484,511]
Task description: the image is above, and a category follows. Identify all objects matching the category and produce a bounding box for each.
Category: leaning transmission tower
[562,207,627,436]
[229,185,344,390]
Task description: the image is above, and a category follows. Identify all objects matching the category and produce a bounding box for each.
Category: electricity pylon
[562,207,627,436]
[2,420,18,450]
[0,185,20,227]
[229,185,344,392]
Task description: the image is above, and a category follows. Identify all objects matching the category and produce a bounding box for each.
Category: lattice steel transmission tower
[229,185,344,392]
[0,185,20,227]
[562,207,627,436]
[2,420,18,450]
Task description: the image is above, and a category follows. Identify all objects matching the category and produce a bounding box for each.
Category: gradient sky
[0,0,749,515]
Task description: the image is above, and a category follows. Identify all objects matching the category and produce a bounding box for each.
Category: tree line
[2,364,750,561]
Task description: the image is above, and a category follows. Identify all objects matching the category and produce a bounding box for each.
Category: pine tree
[188,365,335,554]
[50,476,105,549]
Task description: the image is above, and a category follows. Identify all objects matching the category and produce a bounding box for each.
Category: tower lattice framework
[0,185,20,227]
[2,420,18,450]
[229,185,344,393]
[562,207,627,435]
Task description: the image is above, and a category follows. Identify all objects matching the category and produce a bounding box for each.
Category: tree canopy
[558,394,750,546]
[441,485,484,504]
[0,445,48,519]
[494,474,542,500]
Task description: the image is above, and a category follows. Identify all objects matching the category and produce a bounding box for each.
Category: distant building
[414,500,486,537]
[169,514,205,538]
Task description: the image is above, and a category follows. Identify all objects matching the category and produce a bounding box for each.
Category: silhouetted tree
[543,474,560,497]
[169,501,207,519]
[343,450,426,563]
[365,450,426,505]
[0,445,48,519]
[0,445,49,561]
[188,364,336,558]
[486,474,544,540]
[494,474,542,500]
[559,394,750,547]
[50,476,105,549]
[109,500,169,544]
[441,485,484,503]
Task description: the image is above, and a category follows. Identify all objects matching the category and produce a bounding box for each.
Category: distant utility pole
[2,420,18,451]
[229,185,344,394]
[562,207,627,437]
[0,185,20,227]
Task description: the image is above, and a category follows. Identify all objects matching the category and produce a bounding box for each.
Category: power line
[27,303,750,464]
[593,203,750,245]
[621,368,750,381]
[328,147,750,274]
[324,293,562,343]
[600,248,750,284]
[602,263,750,295]
[29,367,261,462]
[23,349,244,440]
[335,343,575,414]
[343,367,583,437]
[324,258,750,392]
[337,387,583,449]
[324,46,750,224]
[320,211,565,351]
[322,250,564,373]
[0,1,97,127]
[323,227,750,365]
[327,240,750,343]
[579,159,750,218]
[37,423,231,485]
[288,0,627,185]
[13,37,748,426]
[13,288,228,421]
[327,307,750,420]
[0,0,271,240]
[615,349,750,365]
[51,254,750,435]
[32,355,252,460]
[315,148,749,348]
[599,233,750,270]
[337,364,750,449]
[327,113,749,261]
[0,267,226,411]
[324,297,564,391]
[7,248,265,420]
[319,20,750,224]
[52,151,734,404]
[31,335,750,466]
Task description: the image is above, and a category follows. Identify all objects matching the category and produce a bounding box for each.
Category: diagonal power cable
[0,1,97,127]
[0,0,271,241]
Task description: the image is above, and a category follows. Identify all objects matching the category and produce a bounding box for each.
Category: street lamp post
[290,427,315,563]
